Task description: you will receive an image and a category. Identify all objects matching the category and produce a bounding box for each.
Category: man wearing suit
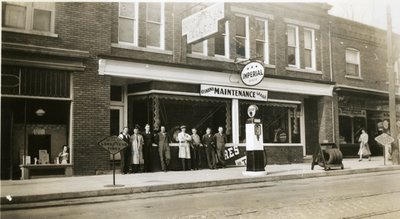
[118,127,131,174]
[143,124,154,172]
[213,126,227,168]
[156,126,171,172]
[130,125,143,173]
[202,127,216,169]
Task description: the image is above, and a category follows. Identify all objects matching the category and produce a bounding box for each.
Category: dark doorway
[304,97,319,155]
[28,135,51,164]
[110,109,121,135]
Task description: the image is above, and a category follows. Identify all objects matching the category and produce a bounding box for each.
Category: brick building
[1,2,399,179]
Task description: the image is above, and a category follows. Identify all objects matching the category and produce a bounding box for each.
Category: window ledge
[264,63,276,69]
[187,53,235,63]
[2,27,58,38]
[345,75,364,80]
[112,43,173,55]
[286,67,322,74]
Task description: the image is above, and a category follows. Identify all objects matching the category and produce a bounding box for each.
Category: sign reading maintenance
[241,62,265,86]
[200,84,268,101]
[99,136,128,155]
[182,3,225,44]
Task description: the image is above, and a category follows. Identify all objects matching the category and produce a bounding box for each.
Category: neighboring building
[1,2,398,180]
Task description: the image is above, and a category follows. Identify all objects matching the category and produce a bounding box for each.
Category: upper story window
[2,2,55,34]
[118,2,138,45]
[255,19,269,64]
[345,48,361,77]
[304,28,316,70]
[146,2,165,49]
[214,20,230,59]
[287,25,299,68]
[235,15,249,59]
[191,40,208,56]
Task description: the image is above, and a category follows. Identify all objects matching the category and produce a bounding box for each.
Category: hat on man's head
[134,124,141,130]
[180,125,186,129]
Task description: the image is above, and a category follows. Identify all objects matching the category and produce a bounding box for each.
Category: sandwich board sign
[99,136,128,187]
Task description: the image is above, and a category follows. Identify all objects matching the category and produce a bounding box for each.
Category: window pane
[119,18,134,43]
[33,9,51,32]
[215,34,225,56]
[305,49,312,68]
[236,16,246,37]
[236,37,246,58]
[288,47,296,65]
[146,22,161,47]
[119,2,135,18]
[110,86,122,102]
[287,26,296,47]
[346,63,359,76]
[346,49,358,64]
[147,3,161,22]
[256,41,264,60]
[191,41,204,54]
[256,20,265,41]
[4,4,26,29]
[304,30,312,49]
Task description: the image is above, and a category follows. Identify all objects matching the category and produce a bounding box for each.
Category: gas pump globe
[243,105,266,176]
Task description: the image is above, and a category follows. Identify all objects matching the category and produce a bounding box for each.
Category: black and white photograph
[1,0,400,218]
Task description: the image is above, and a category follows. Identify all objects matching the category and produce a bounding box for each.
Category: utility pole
[387,5,399,165]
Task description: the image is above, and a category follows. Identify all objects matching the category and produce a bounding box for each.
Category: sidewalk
[1,157,400,207]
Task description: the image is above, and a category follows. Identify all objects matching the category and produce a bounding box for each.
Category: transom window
[287,25,299,68]
[2,2,55,33]
[255,19,269,64]
[118,2,138,45]
[345,48,361,77]
[146,2,165,49]
[304,28,316,70]
[235,15,249,59]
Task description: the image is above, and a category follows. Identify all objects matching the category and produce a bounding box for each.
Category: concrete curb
[2,165,400,210]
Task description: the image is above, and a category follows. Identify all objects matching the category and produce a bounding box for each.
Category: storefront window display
[239,102,301,144]
[339,116,366,144]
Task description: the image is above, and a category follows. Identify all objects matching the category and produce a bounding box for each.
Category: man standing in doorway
[191,128,202,170]
[143,124,154,172]
[214,126,227,168]
[156,126,171,172]
[202,127,216,169]
[118,127,131,174]
[130,125,143,173]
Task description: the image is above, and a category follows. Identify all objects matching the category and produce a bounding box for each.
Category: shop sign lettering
[224,145,240,160]
[99,136,128,155]
[241,62,265,86]
[33,128,45,135]
[182,3,225,44]
[339,108,366,117]
[235,156,247,166]
[200,84,268,101]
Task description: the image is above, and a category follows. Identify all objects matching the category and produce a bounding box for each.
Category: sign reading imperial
[200,84,268,101]
[241,61,265,86]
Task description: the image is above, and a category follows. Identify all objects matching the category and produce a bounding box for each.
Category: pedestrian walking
[191,128,202,170]
[143,124,154,172]
[358,128,371,161]
[118,127,131,174]
[214,126,227,168]
[177,125,191,171]
[130,125,143,173]
[202,127,216,169]
[156,126,171,172]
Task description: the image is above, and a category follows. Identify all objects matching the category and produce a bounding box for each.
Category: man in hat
[176,125,191,171]
[118,127,131,174]
[156,126,171,172]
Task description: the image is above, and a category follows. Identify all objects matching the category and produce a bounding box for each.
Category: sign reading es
[99,136,128,154]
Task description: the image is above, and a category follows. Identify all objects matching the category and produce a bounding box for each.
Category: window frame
[2,2,56,35]
[191,40,208,56]
[118,2,139,46]
[304,28,316,70]
[345,48,361,78]
[255,18,269,64]
[234,14,250,60]
[287,24,300,68]
[145,2,165,50]
[215,20,230,59]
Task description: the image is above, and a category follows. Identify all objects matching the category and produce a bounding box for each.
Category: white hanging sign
[200,84,268,101]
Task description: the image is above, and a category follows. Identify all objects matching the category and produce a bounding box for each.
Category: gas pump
[243,105,266,176]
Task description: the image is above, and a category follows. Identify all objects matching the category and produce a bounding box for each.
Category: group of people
[118,124,228,174]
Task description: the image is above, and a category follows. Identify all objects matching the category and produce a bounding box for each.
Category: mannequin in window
[58,145,69,164]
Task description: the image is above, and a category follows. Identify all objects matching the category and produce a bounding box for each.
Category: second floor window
[146,2,165,49]
[235,15,249,59]
[345,48,361,77]
[255,19,269,64]
[287,25,299,68]
[118,2,138,45]
[215,20,230,58]
[2,2,55,33]
[191,40,208,56]
[304,28,316,70]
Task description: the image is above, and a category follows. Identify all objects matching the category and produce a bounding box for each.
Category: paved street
[2,170,400,219]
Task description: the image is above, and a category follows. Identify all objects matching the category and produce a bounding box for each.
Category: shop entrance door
[110,107,123,136]
[1,108,15,179]
[304,97,319,155]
